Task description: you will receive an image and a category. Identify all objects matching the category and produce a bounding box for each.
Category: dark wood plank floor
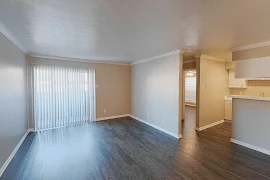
[1,106,270,180]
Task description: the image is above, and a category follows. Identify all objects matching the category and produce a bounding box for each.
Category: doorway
[181,51,199,132]
[183,70,197,131]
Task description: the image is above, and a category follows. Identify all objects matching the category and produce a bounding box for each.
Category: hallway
[182,106,196,131]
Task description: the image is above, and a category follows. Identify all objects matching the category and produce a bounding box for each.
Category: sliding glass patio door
[32,65,96,131]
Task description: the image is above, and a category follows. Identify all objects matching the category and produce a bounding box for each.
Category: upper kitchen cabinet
[235,57,270,79]
[229,69,247,88]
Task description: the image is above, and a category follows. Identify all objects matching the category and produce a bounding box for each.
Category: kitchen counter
[231,97,270,155]
[224,96,232,101]
[230,95,270,102]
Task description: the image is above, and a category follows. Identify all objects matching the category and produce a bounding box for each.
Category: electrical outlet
[104,109,106,113]
[162,120,165,124]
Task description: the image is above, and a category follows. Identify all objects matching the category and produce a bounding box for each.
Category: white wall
[0,33,27,170]
[131,53,181,137]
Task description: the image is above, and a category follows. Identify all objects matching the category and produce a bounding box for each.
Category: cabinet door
[229,69,247,88]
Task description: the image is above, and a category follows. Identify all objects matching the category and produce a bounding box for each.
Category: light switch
[201,84,206,90]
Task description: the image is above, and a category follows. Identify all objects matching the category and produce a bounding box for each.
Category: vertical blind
[33,65,96,131]
[185,76,196,104]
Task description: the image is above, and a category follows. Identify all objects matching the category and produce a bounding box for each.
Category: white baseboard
[28,128,35,132]
[0,129,31,177]
[130,115,182,139]
[230,138,270,156]
[196,120,225,131]
[96,114,130,121]
[224,119,232,123]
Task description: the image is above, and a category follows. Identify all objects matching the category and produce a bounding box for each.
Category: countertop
[224,96,232,101]
[230,95,270,102]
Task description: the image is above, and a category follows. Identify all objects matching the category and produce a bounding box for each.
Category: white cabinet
[224,100,232,121]
[235,56,270,78]
[229,69,247,88]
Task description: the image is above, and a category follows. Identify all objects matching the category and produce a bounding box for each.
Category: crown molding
[131,50,181,65]
[232,41,270,52]
[201,55,226,62]
[233,56,270,62]
[28,54,130,66]
[0,22,28,53]
[183,59,197,64]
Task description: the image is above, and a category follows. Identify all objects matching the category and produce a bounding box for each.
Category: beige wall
[198,56,230,127]
[131,53,181,136]
[91,63,130,118]
[204,51,232,62]
[233,46,270,61]
[230,80,270,97]
[27,56,130,128]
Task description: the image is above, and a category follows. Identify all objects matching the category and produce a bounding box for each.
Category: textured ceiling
[1,0,270,63]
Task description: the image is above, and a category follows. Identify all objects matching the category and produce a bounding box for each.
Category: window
[33,65,96,131]
[185,71,196,104]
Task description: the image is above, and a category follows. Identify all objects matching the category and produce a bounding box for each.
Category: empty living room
[1,1,270,180]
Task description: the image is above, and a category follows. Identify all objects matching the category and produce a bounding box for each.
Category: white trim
[230,138,270,156]
[28,128,35,132]
[130,115,182,139]
[224,119,232,123]
[0,22,27,53]
[196,120,225,131]
[183,59,197,64]
[35,122,90,132]
[28,54,130,66]
[131,50,181,65]
[233,56,270,63]
[201,55,226,62]
[96,114,130,121]
[232,41,270,52]
[0,129,31,177]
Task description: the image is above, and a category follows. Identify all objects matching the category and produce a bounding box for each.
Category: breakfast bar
[231,96,270,155]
